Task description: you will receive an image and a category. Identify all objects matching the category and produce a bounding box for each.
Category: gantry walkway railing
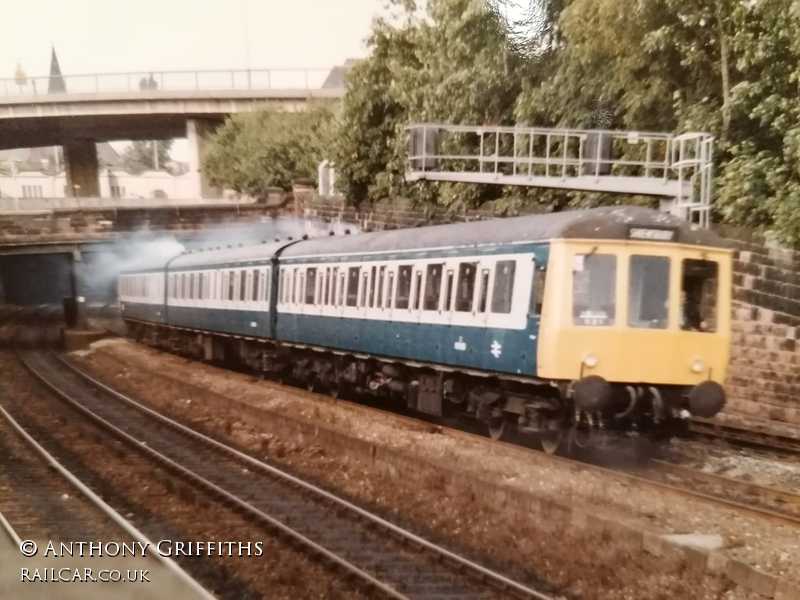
[406,123,714,227]
[0,68,338,99]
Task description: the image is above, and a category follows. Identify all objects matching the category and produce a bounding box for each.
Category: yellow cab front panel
[537,238,733,386]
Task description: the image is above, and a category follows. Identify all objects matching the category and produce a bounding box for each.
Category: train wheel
[488,414,511,441]
[539,430,564,455]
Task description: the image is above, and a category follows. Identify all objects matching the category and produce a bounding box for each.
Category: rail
[0,67,337,98]
[23,351,555,600]
[406,123,714,227]
[0,400,216,599]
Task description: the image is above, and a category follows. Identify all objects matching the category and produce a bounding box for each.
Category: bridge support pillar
[64,139,100,197]
[187,119,219,199]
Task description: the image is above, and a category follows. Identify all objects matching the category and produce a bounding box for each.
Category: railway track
[689,419,800,457]
[18,350,556,600]
[0,392,213,599]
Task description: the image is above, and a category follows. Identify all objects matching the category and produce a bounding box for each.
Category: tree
[204,105,334,198]
[121,140,173,174]
[334,0,538,210]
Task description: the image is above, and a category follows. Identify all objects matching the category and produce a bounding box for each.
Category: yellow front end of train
[538,238,732,389]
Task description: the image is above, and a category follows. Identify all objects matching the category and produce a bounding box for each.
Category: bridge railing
[0,68,335,98]
[0,196,259,212]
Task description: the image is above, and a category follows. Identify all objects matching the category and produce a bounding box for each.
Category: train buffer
[406,122,714,227]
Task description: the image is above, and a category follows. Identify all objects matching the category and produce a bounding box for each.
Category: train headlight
[583,354,599,368]
[690,358,705,374]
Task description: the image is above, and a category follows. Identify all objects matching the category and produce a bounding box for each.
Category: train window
[395,265,412,309]
[629,256,669,329]
[240,271,248,302]
[360,271,369,306]
[338,272,346,306]
[681,259,718,332]
[252,269,260,302]
[200,273,206,300]
[367,266,376,307]
[528,264,547,316]
[323,267,331,305]
[444,270,454,311]
[478,270,490,313]
[414,271,423,310]
[291,269,298,304]
[456,262,477,312]
[229,270,236,301]
[346,267,359,306]
[376,266,386,308]
[330,267,338,305]
[386,271,395,309]
[181,273,187,299]
[491,260,516,314]
[306,267,317,304]
[572,254,616,326]
[424,264,443,310]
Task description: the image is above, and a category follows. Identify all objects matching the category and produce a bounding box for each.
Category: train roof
[123,206,727,274]
[282,206,727,258]
[167,240,289,269]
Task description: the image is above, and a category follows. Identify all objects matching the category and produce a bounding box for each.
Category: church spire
[48,46,66,94]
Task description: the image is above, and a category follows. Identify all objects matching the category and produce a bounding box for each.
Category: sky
[2,0,387,160]
[1,0,384,76]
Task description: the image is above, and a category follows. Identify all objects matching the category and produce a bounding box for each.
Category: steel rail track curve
[0,400,215,600]
[19,350,557,600]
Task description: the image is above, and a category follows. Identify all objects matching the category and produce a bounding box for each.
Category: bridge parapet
[0,68,337,100]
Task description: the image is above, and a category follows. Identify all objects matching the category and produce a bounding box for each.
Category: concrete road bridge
[0,66,347,198]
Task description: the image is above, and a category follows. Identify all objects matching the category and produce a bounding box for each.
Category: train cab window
[681,259,718,332]
[528,264,547,316]
[456,262,477,312]
[478,269,490,313]
[424,264,443,310]
[386,271,395,309]
[629,256,669,329]
[572,254,616,326]
[444,270,454,312]
[491,260,516,314]
[305,268,317,304]
[395,265,412,309]
[346,267,359,307]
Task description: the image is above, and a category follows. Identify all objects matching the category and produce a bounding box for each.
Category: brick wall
[306,197,800,429]
[718,227,800,427]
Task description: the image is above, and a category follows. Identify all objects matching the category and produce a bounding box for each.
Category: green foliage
[330,0,800,245]
[204,106,334,197]
[121,140,173,174]
[333,0,540,211]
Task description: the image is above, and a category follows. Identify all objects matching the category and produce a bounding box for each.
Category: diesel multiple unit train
[119,206,732,452]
